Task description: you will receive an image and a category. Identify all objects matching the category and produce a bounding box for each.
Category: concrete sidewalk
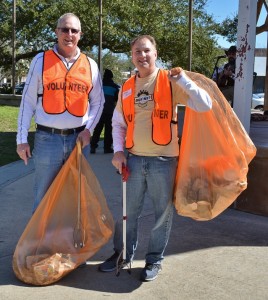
[0,146,268,300]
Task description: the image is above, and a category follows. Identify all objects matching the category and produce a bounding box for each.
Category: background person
[98,35,212,282]
[212,45,237,106]
[90,69,120,154]
[16,13,104,213]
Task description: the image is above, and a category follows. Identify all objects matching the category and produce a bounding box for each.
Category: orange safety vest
[42,50,92,117]
[122,69,173,149]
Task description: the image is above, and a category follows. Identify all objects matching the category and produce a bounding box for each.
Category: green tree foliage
[1,0,225,79]
[0,1,14,76]
[87,49,132,84]
[100,0,222,75]
[215,14,238,44]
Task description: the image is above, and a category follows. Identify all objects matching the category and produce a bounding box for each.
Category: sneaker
[98,252,127,272]
[140,263,162,282]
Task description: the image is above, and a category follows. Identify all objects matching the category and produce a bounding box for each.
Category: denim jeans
[113,154,178,265]
[32,129,89,213]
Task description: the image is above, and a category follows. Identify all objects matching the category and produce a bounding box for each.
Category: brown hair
[130,35,157,49]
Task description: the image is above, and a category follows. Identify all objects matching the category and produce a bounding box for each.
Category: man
[212,45,237,106]
[16,13,104,213]
[90,69,120,154]
[98,35,212,281]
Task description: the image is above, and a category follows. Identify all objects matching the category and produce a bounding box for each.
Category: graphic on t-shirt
[135,90,153,108]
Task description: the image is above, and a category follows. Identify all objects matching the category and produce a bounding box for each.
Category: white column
[233,0,257,133]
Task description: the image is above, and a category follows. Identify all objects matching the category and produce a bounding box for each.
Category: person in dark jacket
[90,69,120,153]
[212,45,236,106]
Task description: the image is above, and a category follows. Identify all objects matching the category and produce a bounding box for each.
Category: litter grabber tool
[73,141,86,248]
[116,164,131,276]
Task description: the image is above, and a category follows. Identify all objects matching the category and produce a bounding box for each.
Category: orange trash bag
[174,71,256,221]
[13,142,114,285]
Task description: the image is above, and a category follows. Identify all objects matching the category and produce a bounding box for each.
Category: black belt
[36,124,86,136]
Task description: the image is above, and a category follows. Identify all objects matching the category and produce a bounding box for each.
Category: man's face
[227,52,236,63]
[55,16,81,53]
[131,38,157,76]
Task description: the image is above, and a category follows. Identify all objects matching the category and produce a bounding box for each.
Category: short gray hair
[57,13,81,31]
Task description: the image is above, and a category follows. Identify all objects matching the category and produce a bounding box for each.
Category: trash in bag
[174,71,256,221]
[13,142,114,285]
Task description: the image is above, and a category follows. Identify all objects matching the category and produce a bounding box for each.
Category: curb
[0,159,35,189]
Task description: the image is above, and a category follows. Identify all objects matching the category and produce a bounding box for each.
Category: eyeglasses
[58,27,80,34]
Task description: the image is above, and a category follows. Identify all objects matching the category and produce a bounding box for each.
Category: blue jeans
[113,154,178,265]
[32,130,89,213]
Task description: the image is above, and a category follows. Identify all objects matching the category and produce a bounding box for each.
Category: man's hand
[77,128,91,148]
[168,67,184,82]
[112,151,127,174]
[17,143,31,165]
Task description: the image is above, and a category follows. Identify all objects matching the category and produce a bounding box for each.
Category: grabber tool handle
[122,164,130,182]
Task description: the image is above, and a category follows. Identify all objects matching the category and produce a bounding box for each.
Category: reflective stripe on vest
[122,69,173,149]
[42,50,92,117]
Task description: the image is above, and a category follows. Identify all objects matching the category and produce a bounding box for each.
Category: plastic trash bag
[13,142,114,285]
[174,71,256,221]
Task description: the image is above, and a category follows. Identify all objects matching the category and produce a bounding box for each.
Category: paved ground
[0,142,268,300]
